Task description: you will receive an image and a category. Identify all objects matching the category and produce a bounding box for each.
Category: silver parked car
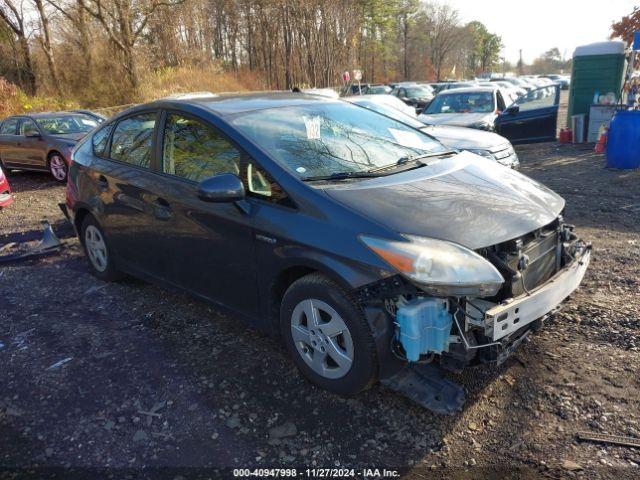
[346,95,519,169]
[0,112,99,182]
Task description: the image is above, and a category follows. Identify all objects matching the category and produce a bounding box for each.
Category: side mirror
[505,105,520,115]
[197,173,245,203]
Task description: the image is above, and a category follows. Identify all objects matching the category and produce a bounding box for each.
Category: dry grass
[1,64,267,117]
[0,77,79,117]
[138,64,266,102]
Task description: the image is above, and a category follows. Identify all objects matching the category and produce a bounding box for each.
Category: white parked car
[418,87,509,130]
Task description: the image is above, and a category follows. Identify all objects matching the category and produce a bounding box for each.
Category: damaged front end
[357,218,591,413]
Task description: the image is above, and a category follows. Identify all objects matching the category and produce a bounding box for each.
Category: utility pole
[517,49,524,76]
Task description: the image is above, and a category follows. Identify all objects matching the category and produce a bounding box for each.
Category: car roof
[7,111,90,119]
[347,94,399,104]
[436,87,496,95]
[147,91,340,117]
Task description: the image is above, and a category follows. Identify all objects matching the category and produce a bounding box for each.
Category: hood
[50,132,87,142]
[420,124,509,151]
[418,112,495,128]
[323,152,564,250]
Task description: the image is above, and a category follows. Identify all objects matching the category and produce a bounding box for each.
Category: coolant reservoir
[397,298,453,361]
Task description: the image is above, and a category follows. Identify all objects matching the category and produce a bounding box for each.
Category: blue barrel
[606,110,640,169]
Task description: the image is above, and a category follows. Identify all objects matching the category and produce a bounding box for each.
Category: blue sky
[447,0,636,63]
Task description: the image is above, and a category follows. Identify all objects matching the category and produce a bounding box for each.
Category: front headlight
[466,148,495,160]
[360,235,504,297]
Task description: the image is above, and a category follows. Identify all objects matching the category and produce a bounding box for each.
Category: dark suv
[65,92,590,410]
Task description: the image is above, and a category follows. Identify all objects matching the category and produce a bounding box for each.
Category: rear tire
[80,215,124,282]
[48,152,68,183]
[280,273,377,395]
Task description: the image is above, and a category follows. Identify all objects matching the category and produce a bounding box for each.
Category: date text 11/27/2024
[232,468,400,478]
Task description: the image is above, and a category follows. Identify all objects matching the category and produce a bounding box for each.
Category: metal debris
[576,431,640,449]
[46,357,73,370]
[0,222,63,264]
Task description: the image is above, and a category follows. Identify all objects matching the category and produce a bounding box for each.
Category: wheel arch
[267,254,381,335]
[47,149,64,163]
[72,204,99,240]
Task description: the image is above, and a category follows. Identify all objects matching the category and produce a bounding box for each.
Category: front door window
[515,86,558,112]
[162,114,241,182]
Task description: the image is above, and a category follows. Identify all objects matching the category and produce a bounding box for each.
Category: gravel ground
[1,136,639,479]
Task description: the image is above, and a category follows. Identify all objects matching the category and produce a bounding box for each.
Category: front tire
[48,153,68,183]
[80,215,124,282]
[280,273,377,395]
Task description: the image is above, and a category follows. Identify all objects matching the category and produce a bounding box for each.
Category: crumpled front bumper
[484,245,591,341]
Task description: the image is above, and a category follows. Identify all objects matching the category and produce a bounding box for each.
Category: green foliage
[466,21,502,75]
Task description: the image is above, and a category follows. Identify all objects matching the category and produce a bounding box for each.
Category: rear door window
[162,113,240,182]
[19,118,39,136]
[110,112,157,168]
[0,118,18,135]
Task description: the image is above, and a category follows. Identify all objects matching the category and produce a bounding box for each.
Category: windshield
[368,86,391,94]
[426,91,495,114]
[36,115,98,134]
[405,87,433,98]
[352,100,428,130]
[231,102,447,180]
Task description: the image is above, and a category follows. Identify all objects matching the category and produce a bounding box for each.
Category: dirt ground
[1,131,639,477]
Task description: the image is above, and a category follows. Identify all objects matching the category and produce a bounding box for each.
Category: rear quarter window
[92,124,113,157]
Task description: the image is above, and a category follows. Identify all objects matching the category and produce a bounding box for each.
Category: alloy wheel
[49,155,67,181]
[84,225,108,272]
[290,299,354,379]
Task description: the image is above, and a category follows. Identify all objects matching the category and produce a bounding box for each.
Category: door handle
[97,175,109,191]
[152,197,173,220]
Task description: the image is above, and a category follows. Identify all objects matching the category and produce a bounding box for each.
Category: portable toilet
[567,41,627,127]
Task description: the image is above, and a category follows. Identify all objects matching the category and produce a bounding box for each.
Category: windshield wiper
[367,150,457,173]
[302,150,458,182]
[302,171,381,182]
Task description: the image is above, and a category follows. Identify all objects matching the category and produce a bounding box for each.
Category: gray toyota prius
[0,112,99,182]
[64,92,590,411]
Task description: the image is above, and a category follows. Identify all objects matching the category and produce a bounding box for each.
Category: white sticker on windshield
[303,116,321,140]
[388,128,438,151]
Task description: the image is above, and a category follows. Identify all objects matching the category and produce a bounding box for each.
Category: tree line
[0,0,506,105]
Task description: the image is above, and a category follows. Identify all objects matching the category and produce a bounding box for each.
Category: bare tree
[423,2,461,80]
[47,0,94,81]
[80,0,183,89]
[0,0,36,93]
[33,0,62,93]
